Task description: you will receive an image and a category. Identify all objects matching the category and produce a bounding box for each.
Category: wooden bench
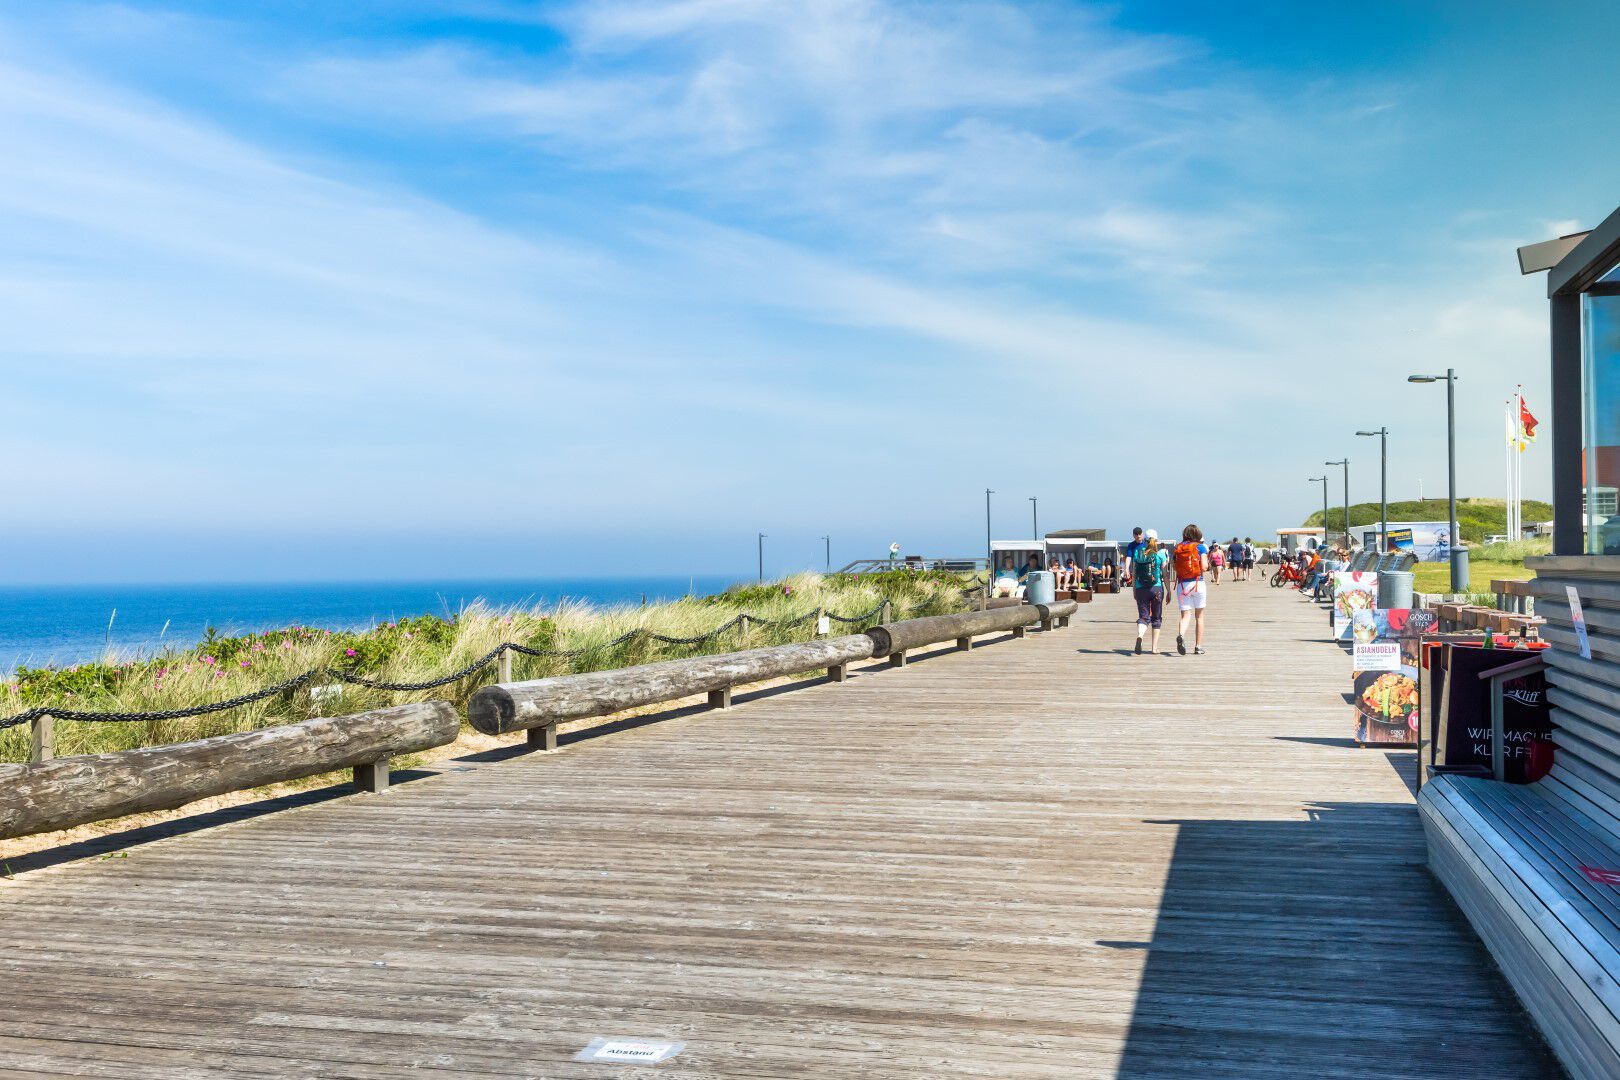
[1419,561,1620,1077]
[1422,775,1620,1078]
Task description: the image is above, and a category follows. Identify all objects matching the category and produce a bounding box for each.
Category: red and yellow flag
[1519,397,1538,444]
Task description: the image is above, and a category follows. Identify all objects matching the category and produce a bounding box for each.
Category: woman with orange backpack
[1172,524,1210,655]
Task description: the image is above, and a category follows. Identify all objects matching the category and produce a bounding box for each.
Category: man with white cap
[1129,528,1168,654]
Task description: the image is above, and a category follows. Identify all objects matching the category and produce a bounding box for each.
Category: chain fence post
[28,715,54,763]
[739,615,750,643]
[880,600,892,624]
[816,606,826,637]
[497,647,513,685]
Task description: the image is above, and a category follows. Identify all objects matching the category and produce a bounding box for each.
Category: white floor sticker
[574,1037,685,1064]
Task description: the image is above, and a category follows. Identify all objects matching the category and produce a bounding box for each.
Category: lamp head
[1407,375,1438,383]
[1356,430,1376,436]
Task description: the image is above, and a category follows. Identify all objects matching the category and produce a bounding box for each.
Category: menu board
[1350,608,1420,746]
[1333,572,1378,640]
[1432,642,1552,783]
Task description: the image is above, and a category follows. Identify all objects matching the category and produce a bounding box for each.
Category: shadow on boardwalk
[1114,802,1563,1079]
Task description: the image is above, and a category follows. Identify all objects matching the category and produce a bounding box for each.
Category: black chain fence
[0,600,907,730]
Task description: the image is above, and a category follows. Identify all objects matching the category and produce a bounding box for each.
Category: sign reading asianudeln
[574,1038,685,1064]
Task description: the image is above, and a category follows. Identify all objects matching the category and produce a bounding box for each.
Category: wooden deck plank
[0,584,1561,1077]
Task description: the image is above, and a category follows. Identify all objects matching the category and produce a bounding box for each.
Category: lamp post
[1309,476,1328,552]
[1326,459,1349,548]
[757,532,766,583]
[1029,496,1039,541]
[1408,369,1466,591]
[1356,428,1388,552]
[985,488,994,573]
[821,535,830,571]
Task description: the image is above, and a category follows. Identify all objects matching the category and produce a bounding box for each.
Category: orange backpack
[1172,542,1203,581]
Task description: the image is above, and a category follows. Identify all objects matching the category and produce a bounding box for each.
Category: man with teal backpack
[1131,529,1168,655]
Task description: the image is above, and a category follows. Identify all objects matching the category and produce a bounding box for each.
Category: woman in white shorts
[1170,523,1210,655]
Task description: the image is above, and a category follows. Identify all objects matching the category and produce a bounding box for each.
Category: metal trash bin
[1378,570,1414,610]
[1024,571,1056,606]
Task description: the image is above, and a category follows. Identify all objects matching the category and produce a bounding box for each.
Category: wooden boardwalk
[0,583,1561,1077]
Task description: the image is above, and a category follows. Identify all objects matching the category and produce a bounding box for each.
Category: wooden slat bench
[1420,556,1620,1077]
[1422,775,1620,1078]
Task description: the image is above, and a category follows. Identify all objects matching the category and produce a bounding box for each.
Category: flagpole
[1505,399,1513,541]
[1515,384,1524,540]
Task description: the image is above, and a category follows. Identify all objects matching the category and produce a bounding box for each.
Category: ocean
[0,577,740,673]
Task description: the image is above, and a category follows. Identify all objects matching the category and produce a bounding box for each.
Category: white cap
[1145,528,1158,540]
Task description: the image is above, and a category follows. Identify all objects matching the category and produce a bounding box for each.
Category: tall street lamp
[985,488,994,573]
[821,535,830,571]
[1408,369,1466,591]
[1029,496,1039,540]
[1309,476,1328,551]
[1326,459,1349,547]
[1356,428,1388,553]
[757,532,767,583]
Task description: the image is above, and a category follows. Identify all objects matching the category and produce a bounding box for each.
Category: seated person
[1048,555,1070,590]
[1064,557,1081,590]
[1022,554,1044,582]
[991,555,1022,598]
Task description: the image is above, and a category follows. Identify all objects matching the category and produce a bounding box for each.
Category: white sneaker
[1194,645,1207,655]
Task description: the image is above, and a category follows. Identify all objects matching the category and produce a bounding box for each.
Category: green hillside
[1301,497,1553,545]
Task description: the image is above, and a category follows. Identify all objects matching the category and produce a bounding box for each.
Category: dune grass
[0,571,973,764]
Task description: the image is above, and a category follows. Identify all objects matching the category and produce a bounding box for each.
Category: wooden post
[1041,617,1054,632]
[28,716,55,764]
[889,650,907,668]
[816,606,826,637]
[739,615,750,642]
[497,648,513,684]
[955,636,971,651]
[527,722,557,751]
[352,757,390,794]
[708,687,732,710]
[880,600,892,623]
[1013,625,1027,639]
[827,662,847,682]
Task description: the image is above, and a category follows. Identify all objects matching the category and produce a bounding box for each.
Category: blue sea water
[0,577,739,673]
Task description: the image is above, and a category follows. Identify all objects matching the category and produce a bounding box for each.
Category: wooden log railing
[864,600,1078,666]
[470,603,1078,743]
[0,702,458,842]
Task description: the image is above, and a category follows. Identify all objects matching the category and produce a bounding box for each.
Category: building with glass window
[1538,208,1620,554]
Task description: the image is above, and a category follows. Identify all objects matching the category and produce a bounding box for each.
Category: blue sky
[1,1,1616,583]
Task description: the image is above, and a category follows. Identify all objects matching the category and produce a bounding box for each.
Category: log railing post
[497,648,513,685]
[889,650,907,668]
[353,757,391,793]
[28,716,55,764]
[527,722,558,751]
[956,636,972,651]
[708,687,732,710]
[1012,624,1027,639]
[827,661,847,682]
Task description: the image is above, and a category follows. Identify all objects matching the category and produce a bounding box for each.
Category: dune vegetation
[0,571,975,764]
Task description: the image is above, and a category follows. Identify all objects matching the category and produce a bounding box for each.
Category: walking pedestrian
[1130,528,1168,654]
[1208,540,1224,584]
[1227,537,1245,582]
[1172,524,1210,655]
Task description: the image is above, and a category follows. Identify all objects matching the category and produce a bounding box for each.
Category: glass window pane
[1583,293,1620,552]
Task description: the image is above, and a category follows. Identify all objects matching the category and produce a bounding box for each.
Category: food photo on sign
[1350,608,1419,746]
[1333,572,1378,640]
